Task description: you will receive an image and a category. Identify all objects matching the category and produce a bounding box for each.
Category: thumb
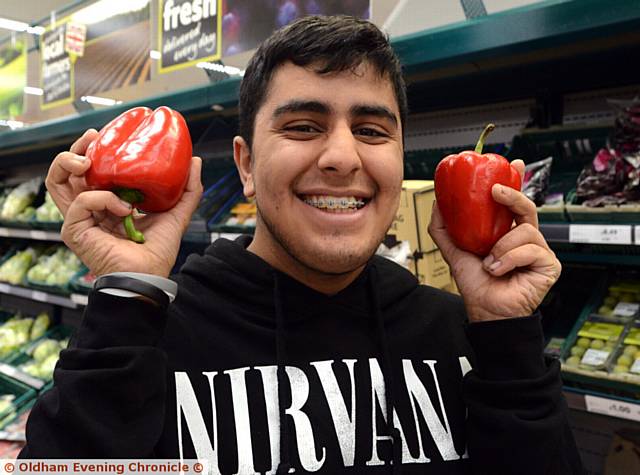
[170,157,204,226]
[427,202,458,264]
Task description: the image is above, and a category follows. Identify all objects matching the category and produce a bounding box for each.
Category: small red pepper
[85,106,192,243]
[434,124,521,256]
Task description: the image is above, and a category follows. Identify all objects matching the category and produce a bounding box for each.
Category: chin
[295,238,379,275]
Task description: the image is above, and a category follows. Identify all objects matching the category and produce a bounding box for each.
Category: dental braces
[304,197,366,209]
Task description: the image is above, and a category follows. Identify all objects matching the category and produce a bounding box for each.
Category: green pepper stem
[474,123,495,154]
[115,188,145,244]
[123,214,145,243]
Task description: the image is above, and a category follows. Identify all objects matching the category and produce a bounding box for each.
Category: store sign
[65,22,87,57]
[0,38,27,119]
[38,0,151,110]
[158,0,222,73]
[41,25,74,109]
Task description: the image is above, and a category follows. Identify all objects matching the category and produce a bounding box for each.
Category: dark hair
[238,15,408,148]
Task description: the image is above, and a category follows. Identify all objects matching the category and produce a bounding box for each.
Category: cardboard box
[412,249,451,289]
[388,181,437,254]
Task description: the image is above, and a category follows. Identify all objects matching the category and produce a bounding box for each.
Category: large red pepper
[434,124,521,256]
[85,106,192,243]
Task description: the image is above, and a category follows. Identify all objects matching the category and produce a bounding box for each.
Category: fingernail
[120,199,132,209]
[483,254,494,267]
[73,154,86,162]
[489,260,502,272]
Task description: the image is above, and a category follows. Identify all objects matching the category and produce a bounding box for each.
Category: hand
[428,159,561,322]
[47,129,204,277]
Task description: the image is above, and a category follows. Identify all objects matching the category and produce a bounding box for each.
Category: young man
[21,16,583,474]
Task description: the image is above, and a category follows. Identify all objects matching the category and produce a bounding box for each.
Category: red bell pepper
[434,124,521,256]
[85,106,192,243]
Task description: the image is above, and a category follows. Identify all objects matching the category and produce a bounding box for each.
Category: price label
[585,394,640,422]
[71,293,88,306]
[569,225,632,245]
[31,290,48,302]
[29,230,49,240]
[0,283,9,293]
[0,228,10,237]
[613,302,640,317]
[631,358,640,374]
[581,348,609,366]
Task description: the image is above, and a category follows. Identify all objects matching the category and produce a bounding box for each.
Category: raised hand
[47,129,203,277]
[428,159,561,322]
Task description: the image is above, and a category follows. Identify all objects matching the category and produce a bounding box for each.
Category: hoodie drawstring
[274,273,292,475]
[369,265,402,474]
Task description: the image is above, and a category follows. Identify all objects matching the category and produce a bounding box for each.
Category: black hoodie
[21,236,583,474]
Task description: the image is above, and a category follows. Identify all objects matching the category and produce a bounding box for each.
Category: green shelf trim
[0,77,241,156]
[1,0,639,156]
[393,0,640,75]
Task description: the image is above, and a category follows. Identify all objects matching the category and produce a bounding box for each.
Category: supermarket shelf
[395,0,640,76]
[564,387,640,424]
[541,223,640,246]
[0,227,62,242]
[0,282,80,309]
[2,1,639,158]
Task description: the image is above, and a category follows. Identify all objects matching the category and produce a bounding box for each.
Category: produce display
[0,312,50,358]
[19,337,68,381]
[593,279,640,320]
[85,106,192,243]
[0,178,41,220]
[223,200,257,228]
[523,157,553,206]
[35,192,63,223]
[575,97,640,207]
[27,246,83,288]
[435,124,521,256]
[563,318,625,371]
[610,326,640,375]
[0,248,38,285]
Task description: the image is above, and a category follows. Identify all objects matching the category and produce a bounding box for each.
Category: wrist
[464,302,532,323]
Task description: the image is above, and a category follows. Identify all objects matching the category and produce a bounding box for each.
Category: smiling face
[234,61,404,292]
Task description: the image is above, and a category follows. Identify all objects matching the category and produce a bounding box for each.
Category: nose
[317,123,362,176]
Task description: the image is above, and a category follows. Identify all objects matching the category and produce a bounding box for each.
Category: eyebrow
[271,100,398,128]
[272,100,332,118]
[350,104,398,128]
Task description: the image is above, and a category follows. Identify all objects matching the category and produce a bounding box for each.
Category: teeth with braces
[303,196,366,210]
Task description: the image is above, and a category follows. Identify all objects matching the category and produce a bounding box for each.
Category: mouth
[297,194,371,213]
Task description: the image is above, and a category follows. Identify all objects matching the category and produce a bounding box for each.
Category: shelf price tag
[0,283,9,293]
[585,394,640,422]
[31,290,48,302]
[569,225,632,245]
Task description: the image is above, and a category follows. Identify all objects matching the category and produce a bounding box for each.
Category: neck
[247,224,364,295]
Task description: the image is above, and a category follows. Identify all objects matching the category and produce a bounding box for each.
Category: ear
[233,136,255,198]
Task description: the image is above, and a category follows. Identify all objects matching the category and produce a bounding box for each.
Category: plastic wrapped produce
[0,178,41,220]
[0,248,37,285]
[35,192,63,222]
[0,317,34,357]
[523,157,552,206]
[27,247,82,287]
[29,312,50,341]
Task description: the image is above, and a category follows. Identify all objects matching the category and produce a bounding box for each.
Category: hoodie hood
[178,234,419,322]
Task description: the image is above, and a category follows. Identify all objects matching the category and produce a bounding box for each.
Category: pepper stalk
[116,188,145,243]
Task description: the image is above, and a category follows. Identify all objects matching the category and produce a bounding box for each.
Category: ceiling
[0,0,71,24]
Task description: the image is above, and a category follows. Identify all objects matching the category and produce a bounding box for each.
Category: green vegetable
[0,178,40,219]
[32,339,60,362]
[29,312,50,341]
[0,248,37,285]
